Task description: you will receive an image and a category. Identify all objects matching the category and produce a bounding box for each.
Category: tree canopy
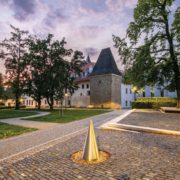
[0,26,84,110]
[0,25,29,109]
[113,0,180,108]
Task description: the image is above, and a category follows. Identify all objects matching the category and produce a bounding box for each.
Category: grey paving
[120,110,180,131]
[0,109,128,160]
[0,129,179,179]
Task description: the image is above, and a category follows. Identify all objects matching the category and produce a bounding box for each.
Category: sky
[1,0,176,74]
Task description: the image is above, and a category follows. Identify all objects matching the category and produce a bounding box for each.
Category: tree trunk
[163,10,180,108]
[60,100,63,116]
[47,96,54,110]
[177,90,180,109]
[15,93,20,110]
[37,99,41,110]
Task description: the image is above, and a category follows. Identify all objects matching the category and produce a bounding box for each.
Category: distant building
[23,48,177,109]
[90,48,121,109]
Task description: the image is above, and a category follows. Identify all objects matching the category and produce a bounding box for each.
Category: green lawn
[27,109,110,123]
[0,122,37,139]
[0,109,38,119]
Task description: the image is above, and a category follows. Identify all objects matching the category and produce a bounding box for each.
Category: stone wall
[90,74,121,109]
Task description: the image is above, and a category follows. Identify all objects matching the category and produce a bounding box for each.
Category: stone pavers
[120,110,180,131]
[0,110,128,160]
[0,129,179,179]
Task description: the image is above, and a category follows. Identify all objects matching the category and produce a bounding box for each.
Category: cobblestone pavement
[0,110,127,160]
[0,129,179,179]
[120,110,180,131]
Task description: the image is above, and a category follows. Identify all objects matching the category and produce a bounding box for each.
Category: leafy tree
[113,0,180,108]
[0,25,29,109]
[54,50,84,115]
[25,34,84,110]
[24,35,51,110]
[0,73,4,98]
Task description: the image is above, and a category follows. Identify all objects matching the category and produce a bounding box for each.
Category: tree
[0,25,29,109]
[24,35,51,110]
[25,34,84,110]
[54,50,84,115]
[0,73,4,98]
[113,0,180,108]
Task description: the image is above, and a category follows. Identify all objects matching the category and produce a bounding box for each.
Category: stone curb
[108,123,180,136]
[99,109,135,129]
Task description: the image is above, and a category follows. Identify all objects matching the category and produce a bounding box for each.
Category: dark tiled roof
[74,77,90,83]
[90,48,121,76]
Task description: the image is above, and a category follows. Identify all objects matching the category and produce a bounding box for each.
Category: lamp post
[64,92,68,109]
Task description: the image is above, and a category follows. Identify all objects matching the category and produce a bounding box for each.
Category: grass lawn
[0,109,38,119]
[27,109,110,123]
[0,122,37,139]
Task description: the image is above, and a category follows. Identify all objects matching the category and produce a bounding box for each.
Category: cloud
[83,47,99,57]
[0,0,141,73]
[43,9,69,28]
[9,0,37,21]
[79,0,107,14]
[106,0,137,11]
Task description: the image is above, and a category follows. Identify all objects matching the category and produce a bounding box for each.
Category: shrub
[132,97,177,109]
[0,105,26,109]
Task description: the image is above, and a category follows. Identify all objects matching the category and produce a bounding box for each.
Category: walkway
[0,109,128,161]
[0,111,59,130]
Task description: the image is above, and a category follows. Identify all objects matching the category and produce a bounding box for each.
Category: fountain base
[71,150,110,164]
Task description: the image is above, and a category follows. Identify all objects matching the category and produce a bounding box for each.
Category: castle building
[23,48,177,109]
[89,48,121,109]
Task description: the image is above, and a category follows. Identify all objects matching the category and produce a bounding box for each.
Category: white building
[23,50,177,109]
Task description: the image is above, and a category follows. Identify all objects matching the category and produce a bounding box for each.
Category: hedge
[132,97,177,109]
[0,106,26,109]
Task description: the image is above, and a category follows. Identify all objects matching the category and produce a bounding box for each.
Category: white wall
[121,84,134,108]
[71,81,90,107]
[120,84,177,109]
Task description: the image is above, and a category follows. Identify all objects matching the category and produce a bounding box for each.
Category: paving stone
[120,110,180,131]
[0,129,179,179]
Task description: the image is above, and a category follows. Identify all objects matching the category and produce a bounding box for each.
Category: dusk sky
[0,0,179,74]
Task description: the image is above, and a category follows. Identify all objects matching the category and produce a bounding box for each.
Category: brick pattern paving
[0,129,179,179]
[120,110,180,131]
[0,110,127,160]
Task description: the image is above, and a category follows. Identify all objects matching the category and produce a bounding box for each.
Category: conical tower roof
[90,48,121,76]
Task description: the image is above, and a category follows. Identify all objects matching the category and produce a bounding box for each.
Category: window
[82,84,84,89]
[161,90,164,97]
[130,89,132,94]
[86,84,89,89]
[87,91,90,96]
[130,101,132,106]
[125,100,128,107]
[98,80,102,84]
[143,91,145,97]
[126,88,128,94]
[80,93,83,96]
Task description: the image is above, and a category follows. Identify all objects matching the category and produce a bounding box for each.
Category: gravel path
[0,111,57,130]
[0,129,179,179]
[120,110,180,131]
[0,109,128,161]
